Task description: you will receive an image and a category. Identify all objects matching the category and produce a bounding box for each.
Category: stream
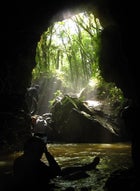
[0,142,132,191]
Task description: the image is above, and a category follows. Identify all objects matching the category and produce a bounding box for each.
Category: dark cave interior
[0,0,140,178]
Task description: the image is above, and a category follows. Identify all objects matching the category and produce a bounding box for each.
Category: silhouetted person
[26,84,40,115]
[27,84,40,101]
[13,137,61,190]
[12,137,100,190]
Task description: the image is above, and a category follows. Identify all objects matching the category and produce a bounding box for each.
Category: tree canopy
[34,11,103,91]
[32,11,125,113]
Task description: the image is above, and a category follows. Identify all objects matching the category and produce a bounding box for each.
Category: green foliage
[49,90,63,107]
[33,11,102,91]
[32,11,125,109]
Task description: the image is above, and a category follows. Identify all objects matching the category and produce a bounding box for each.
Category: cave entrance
[29,9,124,119]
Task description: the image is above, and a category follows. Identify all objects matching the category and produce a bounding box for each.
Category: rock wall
[0,1,139,170]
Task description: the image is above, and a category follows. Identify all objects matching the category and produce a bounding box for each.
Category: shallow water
[46,143,132,191]
[0,142,132,191]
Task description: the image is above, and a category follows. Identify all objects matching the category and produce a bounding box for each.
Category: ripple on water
[0,143,132,191]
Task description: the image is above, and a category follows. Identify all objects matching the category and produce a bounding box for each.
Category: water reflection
[43,143,132,191]
[0,143,132,191]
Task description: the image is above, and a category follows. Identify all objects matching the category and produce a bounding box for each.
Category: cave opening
[23,6,129,145]
[0,1,134,151]
[30,9,125,120]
